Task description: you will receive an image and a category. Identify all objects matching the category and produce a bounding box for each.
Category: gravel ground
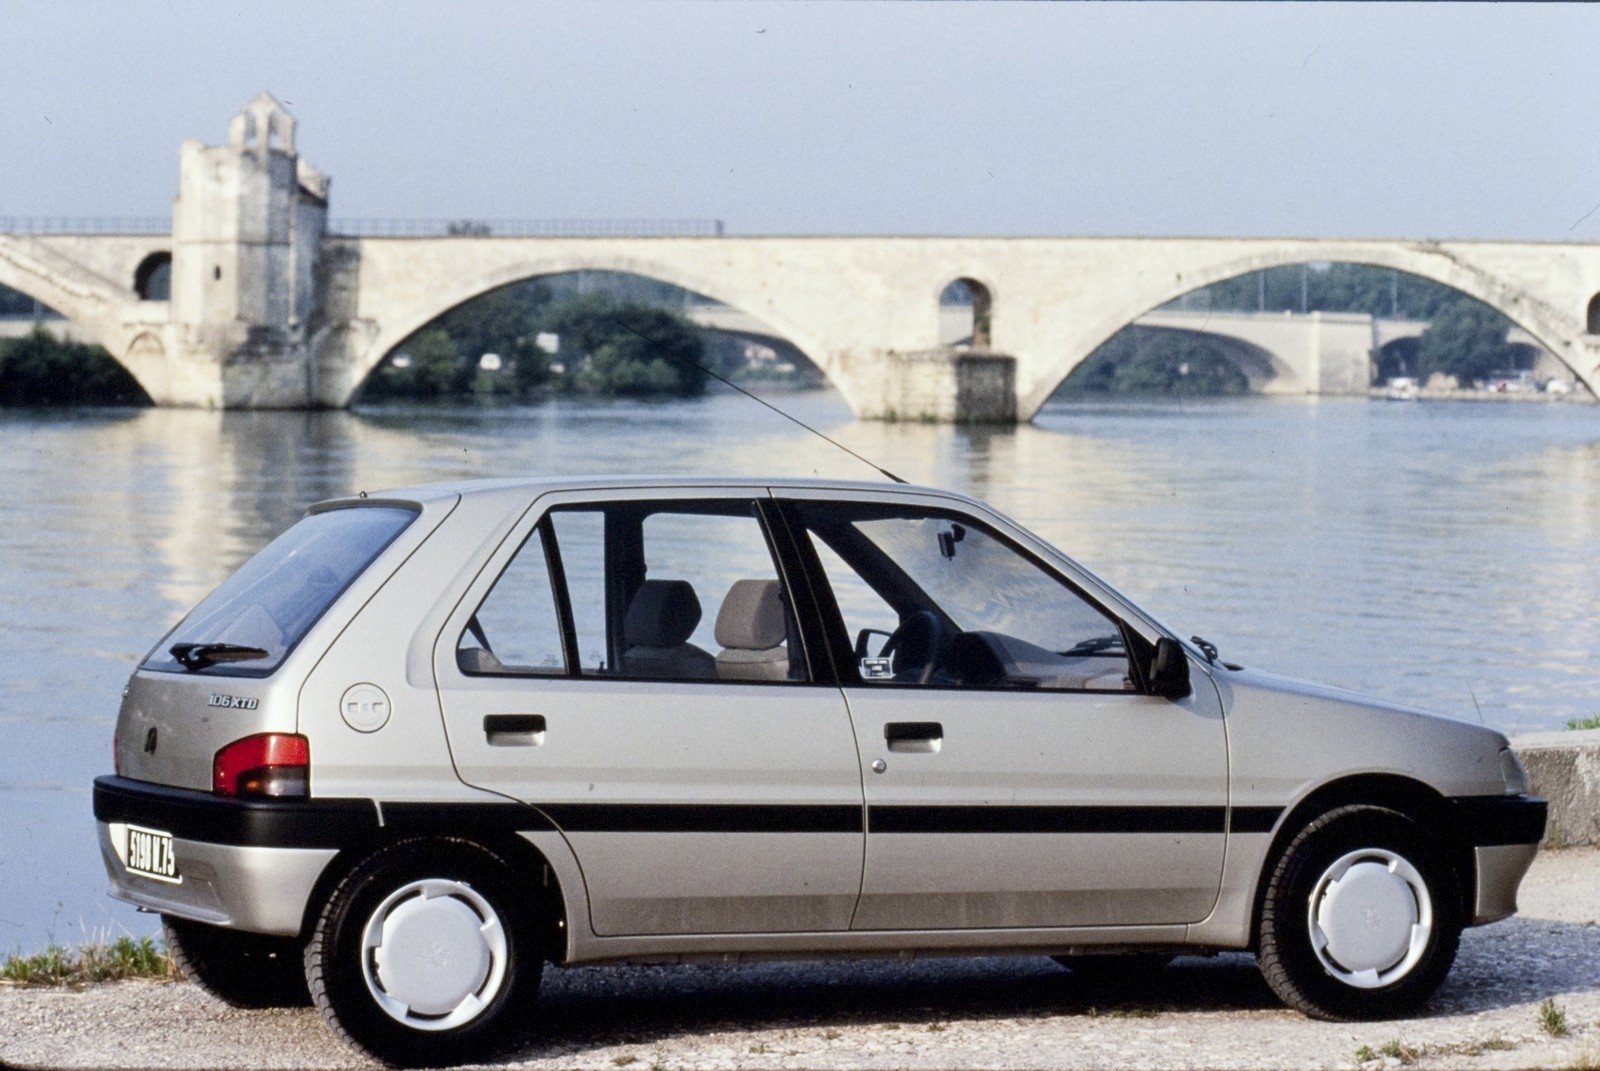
[2,848,1596,1071]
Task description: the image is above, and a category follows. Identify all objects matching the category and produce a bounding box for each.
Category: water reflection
[2,392,1598,951]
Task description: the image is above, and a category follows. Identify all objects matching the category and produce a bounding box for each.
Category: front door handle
[484,714,546,747]
[884,721,942,753]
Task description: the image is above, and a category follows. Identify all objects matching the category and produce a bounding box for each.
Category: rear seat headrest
[624,580,703,647]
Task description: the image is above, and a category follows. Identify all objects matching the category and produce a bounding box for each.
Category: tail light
[213,733,309,797]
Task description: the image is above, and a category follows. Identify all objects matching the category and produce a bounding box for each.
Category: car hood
[1220,664,1475,726]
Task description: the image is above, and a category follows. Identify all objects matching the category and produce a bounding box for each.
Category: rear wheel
[1258,805,1462,1020]
[305,839,542,1068]
[162,915,309,1008]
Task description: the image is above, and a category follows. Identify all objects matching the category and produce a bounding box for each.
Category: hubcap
[361,878,508,1030]
[1307,848,1432,989]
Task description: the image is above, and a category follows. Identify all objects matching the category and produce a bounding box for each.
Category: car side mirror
[1147,636,1192,699]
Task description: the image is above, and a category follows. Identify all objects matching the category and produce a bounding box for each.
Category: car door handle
[484,714,546,746]
[884,721,942,753]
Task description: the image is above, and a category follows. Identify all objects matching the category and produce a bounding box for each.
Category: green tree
[1183,263,1472,321]
[405,328,463,397]
[438,283,548,374]
[540,296,709,397]
[0,328,151,406]
[508,335,552,395]
[362,327,462,401]
[354,276,712,402]
[1060,330,1249,397]
[1414,302,1519,386]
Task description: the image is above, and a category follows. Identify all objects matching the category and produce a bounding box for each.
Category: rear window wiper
[169,643,270,671]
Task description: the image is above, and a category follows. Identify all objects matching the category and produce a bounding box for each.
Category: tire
[1257,805,1462,1020]
[304,839,543,1068]
[1052,952,1173,988]
[162,915,310,1008]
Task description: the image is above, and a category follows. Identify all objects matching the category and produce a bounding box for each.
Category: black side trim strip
[93,777,556,849]
[868,805,1229,835]
[381,802,560,835]
[1451,794,1547,847]
[539,803,863,834]
[97,778,1289,843]
[1229,806,1284,834]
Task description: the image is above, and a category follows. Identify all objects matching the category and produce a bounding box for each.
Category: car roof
[315,475,980,513]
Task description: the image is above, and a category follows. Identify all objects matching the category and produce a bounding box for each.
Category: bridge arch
[1060,323,1289,397]
[1021,247,1593,417]
[1374,335,1421,382]
[0,242,173,404]
[134,252,171,301]
[0,265,114,352]
[346,249,837,406]
[1588,292,1600,335]
[939,276,993,349]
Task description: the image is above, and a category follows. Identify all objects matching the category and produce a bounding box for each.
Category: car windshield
[141,505,415,677]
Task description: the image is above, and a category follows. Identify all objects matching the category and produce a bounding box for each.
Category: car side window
[547,501,806,683]
[457,523,567,675]
[796,503,1133,691]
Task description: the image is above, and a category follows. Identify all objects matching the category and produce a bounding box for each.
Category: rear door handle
[884,721,942,753]
[484,714,546,746]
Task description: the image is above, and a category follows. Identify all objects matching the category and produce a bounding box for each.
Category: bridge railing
[1,217,730,238]
[327,218,726,238]
[0,217,171,235]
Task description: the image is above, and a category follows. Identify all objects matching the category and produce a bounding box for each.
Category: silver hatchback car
[96,477,1545,1066]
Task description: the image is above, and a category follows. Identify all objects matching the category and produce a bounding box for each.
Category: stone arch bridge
[4,97,1600,422]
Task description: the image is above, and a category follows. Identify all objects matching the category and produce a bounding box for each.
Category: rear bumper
[93,775,542,935]
[93,775,375,936]
[98,823,335,936]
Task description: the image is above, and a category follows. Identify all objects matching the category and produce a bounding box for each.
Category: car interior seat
[713,579,791,681]
[621,579,716,679]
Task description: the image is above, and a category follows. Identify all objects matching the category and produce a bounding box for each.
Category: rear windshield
[141,505,416,677]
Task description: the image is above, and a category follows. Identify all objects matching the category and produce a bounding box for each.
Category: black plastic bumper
[1451,793,1548,847]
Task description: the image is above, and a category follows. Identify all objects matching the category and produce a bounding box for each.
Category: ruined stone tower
[169,92,329,406]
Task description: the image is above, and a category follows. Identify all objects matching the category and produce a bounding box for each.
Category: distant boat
[1384,377,1420,401]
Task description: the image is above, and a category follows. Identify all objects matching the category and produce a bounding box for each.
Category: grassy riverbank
[0,936,175,987]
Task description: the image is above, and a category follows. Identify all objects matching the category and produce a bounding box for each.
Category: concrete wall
[1513,729,1600,848]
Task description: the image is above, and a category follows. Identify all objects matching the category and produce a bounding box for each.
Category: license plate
[125,825,181,884]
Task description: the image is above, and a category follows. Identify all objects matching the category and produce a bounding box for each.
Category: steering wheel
[881,610,946,684]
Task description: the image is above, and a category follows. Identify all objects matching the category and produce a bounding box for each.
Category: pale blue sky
[4,1,1599,240]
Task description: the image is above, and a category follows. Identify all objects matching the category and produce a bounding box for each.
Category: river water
[3,391,1598,954]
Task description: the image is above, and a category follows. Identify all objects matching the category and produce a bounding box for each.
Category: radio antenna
[610,314,908,484]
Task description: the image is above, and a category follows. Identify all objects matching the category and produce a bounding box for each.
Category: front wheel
[305,839,543,1068]
[1258,805,1462,1020]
